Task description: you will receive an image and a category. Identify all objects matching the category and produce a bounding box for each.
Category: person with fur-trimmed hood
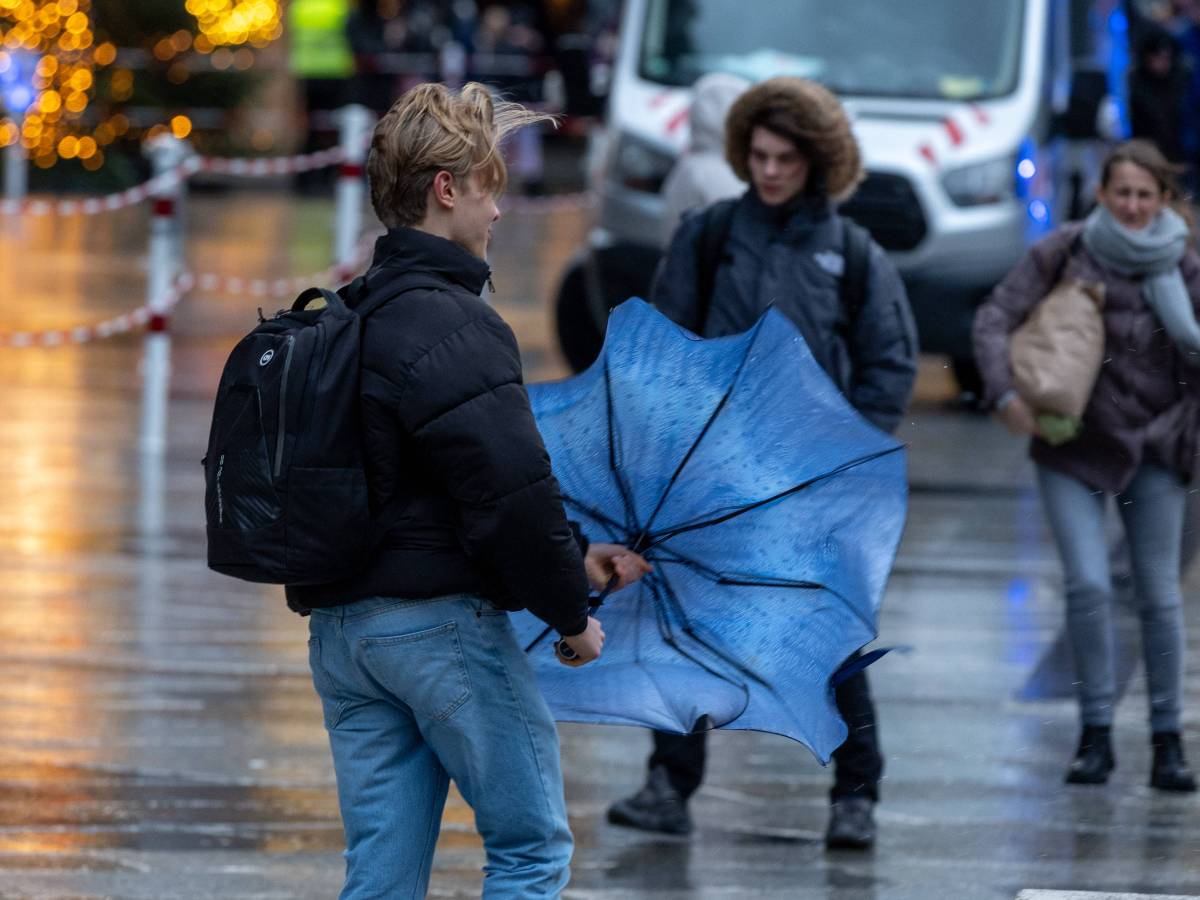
[606,76,917,851]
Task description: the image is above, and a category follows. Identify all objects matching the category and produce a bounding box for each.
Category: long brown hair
[1099,140,1195,233]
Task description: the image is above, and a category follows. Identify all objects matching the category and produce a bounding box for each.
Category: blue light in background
[1006,577,1031,607]
[0,49,37,116]
[1015,136,1037,202]
[1029,200,1050,223]
[1106,6,1131,138]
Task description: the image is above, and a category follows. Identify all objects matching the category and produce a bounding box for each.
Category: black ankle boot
[607,766,693,835]
[1065,725,1114,785]
[1150,732,1197,793]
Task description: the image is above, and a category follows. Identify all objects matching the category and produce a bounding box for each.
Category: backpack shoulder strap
[292,286,346,314]
[349,269,453,320]
[693,198,738,333]
[839,217,872,330]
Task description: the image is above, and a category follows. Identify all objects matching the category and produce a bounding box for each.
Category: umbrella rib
[655,566,772,689]
[636,316,769,544]
[650,546,823,590]
[648,445,905,546]
[651,545,878,636]
[646,576,752,728]
[603,358,639,535]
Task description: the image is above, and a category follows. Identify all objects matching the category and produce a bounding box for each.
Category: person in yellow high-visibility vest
[288,0,355,190]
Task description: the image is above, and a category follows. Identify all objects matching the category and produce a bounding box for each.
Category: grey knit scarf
[1082,205,1200,362]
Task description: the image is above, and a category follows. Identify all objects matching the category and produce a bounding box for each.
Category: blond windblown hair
[368,81,555,228]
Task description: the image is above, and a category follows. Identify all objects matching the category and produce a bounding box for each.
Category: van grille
[840,172,927,252]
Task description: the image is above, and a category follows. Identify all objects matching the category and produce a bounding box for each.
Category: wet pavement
[0,189,1198,899]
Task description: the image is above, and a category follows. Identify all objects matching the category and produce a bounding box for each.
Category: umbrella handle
[526,574,618,657]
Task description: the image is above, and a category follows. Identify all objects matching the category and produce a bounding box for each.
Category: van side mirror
[1055,69,1108,139]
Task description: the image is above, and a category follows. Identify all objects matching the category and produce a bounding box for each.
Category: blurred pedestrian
[974,139,1199,793]
[474,3,548,194]
[286,81,650,897]
[1129,28,1189,164]
[1166,1,1200,185]
[607,76,917,851]
[345,0,406,115]
[287,0,355,192]
[658,71,750,246]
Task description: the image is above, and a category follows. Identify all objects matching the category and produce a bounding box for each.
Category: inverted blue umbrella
[514,299,907,763]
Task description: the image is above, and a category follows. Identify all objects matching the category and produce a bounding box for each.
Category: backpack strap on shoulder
[350,269,453,320]
[292,287,345,313]
[839,217,872,330]
[693,198,738,333]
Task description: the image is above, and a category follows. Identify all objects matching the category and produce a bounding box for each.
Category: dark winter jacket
[652,190,918,432]
[287,227,591,636]
[973,222,1200,493]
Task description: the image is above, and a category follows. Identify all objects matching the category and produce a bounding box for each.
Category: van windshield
[639,0,1027,100]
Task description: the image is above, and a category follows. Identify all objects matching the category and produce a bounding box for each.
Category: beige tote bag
[1009,279,1106,419]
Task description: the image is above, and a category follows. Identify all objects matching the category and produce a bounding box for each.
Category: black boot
[1065,725,1114,785]
[1151,732,1197,793]
[606,765,693,835]
[825,796,876,850]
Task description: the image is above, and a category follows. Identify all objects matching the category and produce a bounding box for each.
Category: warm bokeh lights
[0,0,109,168]
[185,0,281,48]
[0,0,280,167]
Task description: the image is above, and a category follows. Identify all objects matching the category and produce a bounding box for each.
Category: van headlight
[941,157,1015,207]
[611,133,674,195]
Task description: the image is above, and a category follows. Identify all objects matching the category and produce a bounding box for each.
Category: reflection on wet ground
[0,191,1197,898]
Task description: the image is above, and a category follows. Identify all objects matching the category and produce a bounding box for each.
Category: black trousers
[648,666,882,803]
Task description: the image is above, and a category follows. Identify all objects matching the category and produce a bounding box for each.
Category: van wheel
[554,261,605,373]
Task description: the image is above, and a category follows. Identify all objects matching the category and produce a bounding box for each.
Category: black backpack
[693,198,873,336]
[203,270,431,585]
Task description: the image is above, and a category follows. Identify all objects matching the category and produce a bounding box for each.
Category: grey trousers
[1037,463,1188,732]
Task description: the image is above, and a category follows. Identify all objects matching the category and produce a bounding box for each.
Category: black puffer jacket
[287,227,591,636]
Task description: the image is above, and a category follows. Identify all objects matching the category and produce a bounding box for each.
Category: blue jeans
[307,594,572,899]
[1037,464,1188,732]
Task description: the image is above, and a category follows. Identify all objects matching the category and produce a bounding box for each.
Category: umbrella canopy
[513,299,907,762]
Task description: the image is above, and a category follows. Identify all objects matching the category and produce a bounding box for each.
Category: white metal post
[3,116,26,207]
[334,104,371,277]
[137,135,189,466]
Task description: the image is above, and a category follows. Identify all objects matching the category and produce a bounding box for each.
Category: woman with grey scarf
[974,140,1200,793]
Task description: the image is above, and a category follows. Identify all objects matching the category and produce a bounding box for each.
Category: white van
[555,0,1131,386]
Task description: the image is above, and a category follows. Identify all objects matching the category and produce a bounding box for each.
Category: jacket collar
[745,187,833,235]
[369,226,492,296]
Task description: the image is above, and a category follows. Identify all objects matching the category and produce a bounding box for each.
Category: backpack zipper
[274,334,295,478]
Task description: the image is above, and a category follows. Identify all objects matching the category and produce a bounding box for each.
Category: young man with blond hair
[287,81,646,899]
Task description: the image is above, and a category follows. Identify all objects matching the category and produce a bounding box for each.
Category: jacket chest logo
[814,251,844,277]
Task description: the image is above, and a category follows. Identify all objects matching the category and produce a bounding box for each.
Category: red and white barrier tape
[198,146,346,177]
[0,163,196,217]
[0,235,378,349]
[193,233,375,300]
[0,146,350,218]
[0,273,194,348]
